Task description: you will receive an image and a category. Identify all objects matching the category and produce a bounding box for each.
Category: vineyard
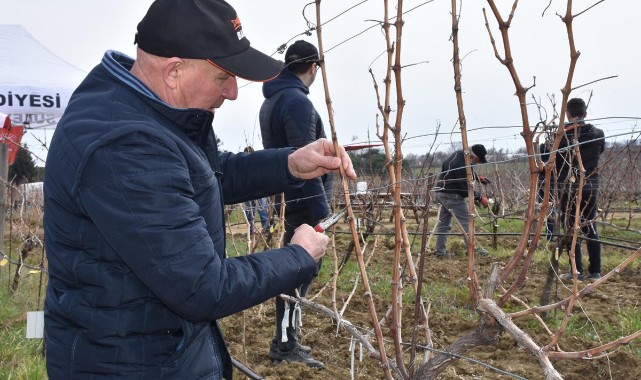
[2,0,641,379]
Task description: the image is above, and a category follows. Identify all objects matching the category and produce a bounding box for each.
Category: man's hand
[474,192,490,207]
[288,138,357,181]
[290,224,329,262]
[478,175,492,185]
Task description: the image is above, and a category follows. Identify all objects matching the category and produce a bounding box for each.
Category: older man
[43,1,355,379]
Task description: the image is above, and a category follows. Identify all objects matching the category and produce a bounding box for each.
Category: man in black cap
[43,1,355,379]
[259,39,331,368]
[556,97,604,282]
[433,144,490,257]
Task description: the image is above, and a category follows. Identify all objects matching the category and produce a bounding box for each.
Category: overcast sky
[2,0,640,165]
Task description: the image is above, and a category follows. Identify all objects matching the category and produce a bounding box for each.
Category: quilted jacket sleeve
[77,132,317,322]
[218,147,302,204]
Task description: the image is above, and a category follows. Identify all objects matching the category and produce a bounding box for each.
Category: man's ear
[162,57,184,90]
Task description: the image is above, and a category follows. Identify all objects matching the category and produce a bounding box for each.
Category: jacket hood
[262,67,309,98]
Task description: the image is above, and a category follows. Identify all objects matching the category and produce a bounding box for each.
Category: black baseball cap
[471,144,488,163]
[285,40,320,65]
[134,0,282,82]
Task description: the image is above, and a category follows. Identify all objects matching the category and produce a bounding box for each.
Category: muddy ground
[220,231,641,380]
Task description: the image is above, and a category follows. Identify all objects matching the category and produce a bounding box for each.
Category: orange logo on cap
[231,17,242,30]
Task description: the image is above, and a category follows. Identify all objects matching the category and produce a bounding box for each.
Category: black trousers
[560,188,601,275]
[537,180,556,241]
[272,208,323,351]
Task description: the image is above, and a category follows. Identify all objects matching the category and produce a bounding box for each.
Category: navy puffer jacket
[44,51,318,379]
[259,68,332,223]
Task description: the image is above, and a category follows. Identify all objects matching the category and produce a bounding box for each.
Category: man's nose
[223,76,238,100]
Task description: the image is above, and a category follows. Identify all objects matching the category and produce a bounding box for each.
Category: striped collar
[101,50,161,102]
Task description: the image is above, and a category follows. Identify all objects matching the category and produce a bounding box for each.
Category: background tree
[349,148,409,176]
[9,144,37,185]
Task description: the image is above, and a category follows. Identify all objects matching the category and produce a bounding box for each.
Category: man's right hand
[290,224,329,262]
[287,138,357,181]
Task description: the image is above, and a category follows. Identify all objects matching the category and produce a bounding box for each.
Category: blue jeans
[537,181,556,241]
[244,198,269,234]
[434,192,470,255]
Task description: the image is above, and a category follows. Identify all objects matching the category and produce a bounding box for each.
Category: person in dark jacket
[259,40,331,368]
[556,98,605,281]
[43,1,356,379]
[434,144,490,258]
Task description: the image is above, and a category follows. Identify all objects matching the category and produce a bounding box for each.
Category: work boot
[559,272,584,281]
[268,346,325,368]
[298,343,312,353]
[474,248,489,257]
[269,340,312,355]
[587,272,602,281]
[435,251,454,259]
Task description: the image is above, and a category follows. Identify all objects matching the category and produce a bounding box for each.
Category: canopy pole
[0,144,8,281]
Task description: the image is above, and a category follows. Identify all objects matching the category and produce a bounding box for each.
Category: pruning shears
[314,208,346,232]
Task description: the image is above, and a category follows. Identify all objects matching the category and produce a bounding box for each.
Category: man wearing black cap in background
[433,144,491,258]
[259,40,331,368]
[43,1,355,379]
[556,97,604,281]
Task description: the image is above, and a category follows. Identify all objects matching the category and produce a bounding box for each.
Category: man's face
[175,59,238,111]
[311,63,320,84]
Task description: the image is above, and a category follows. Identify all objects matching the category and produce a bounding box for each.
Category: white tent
[0,24,86,129]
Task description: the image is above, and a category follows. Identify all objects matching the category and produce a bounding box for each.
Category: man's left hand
[288,138,357,180]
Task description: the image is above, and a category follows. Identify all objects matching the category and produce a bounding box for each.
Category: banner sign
[6,113,62,129]
[0,25,85,128]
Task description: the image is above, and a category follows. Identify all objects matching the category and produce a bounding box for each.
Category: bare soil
[220,232,641,380]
